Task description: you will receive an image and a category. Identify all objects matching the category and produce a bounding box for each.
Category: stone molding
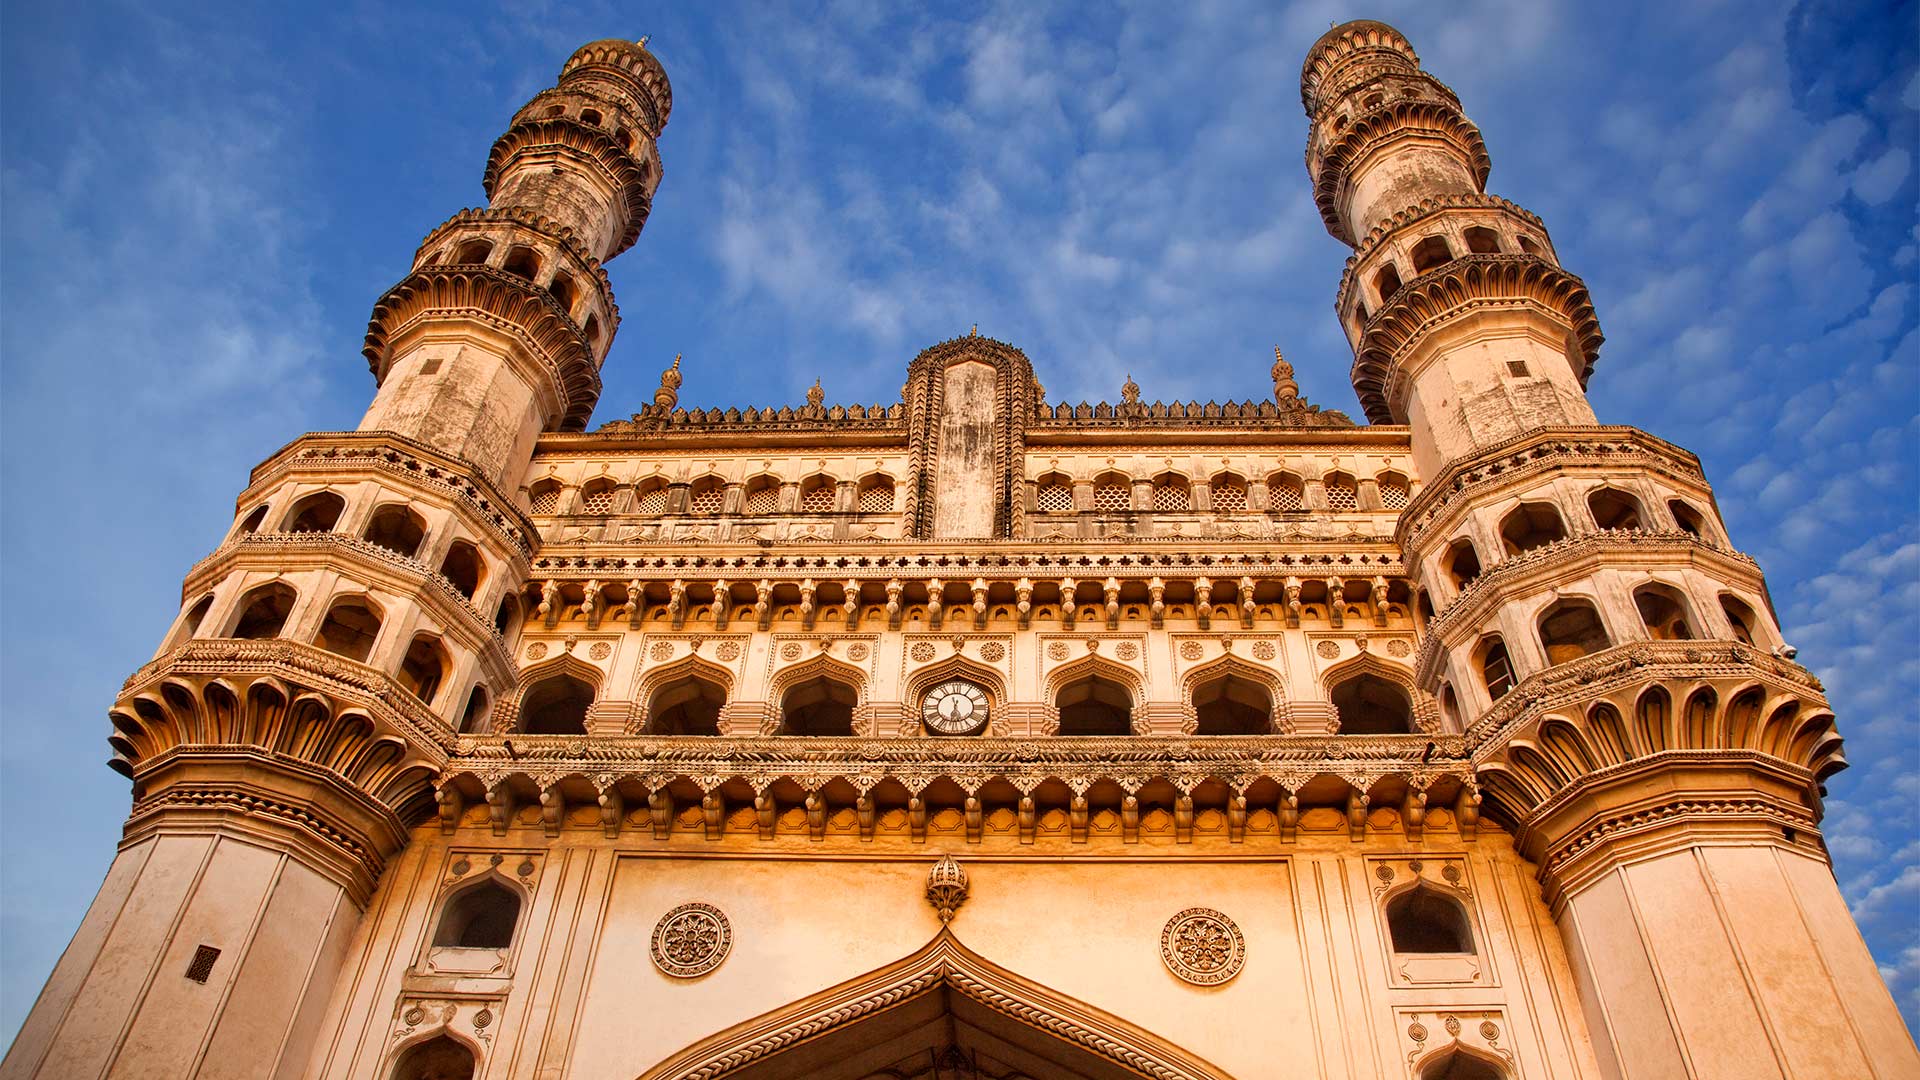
[559,39,672,131]
[1300,20,1419,110]
[1311,99,1491,244]
[483,119,654,258]
[413,206,619,324]
[1336,193,1548,317]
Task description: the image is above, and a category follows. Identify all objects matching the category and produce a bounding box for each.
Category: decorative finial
[970,324,978,337]
[1121,372,1141,406]
[1271,346,1299,404]
[926,854,969,923]
[637,35,651,47]
[806,378,824,409]
[653,353,682,409]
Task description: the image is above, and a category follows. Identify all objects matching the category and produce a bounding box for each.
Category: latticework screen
[1036,483,1074,512]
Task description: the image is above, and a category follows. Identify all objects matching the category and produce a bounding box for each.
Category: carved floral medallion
[651,901,732,978]
[1160,907,1245,986]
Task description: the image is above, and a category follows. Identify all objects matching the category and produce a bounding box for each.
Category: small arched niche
[1034,472,1075,514]
[1477,636,1515,701]
[1443,537,1482,591]
[781,676,855,736]
[167,594,216,650]
[453,238,493,265]
[1192,672,1270,735]
[1499,502,1566,555]
[1669,499,1709,538]
[432,878,521,950]
[1419,1047,1506,1080]
[1463,225,1501,254]
[439,541,483,600]
[1331,673,1413,735]
[315,596,382,663]
[1634,584,1694,640]
[1267,472,1306,512]
[1720,594,1761,646]
[501,245,540,281]
[389,1035,475,1080]
[364,504,428,559]
[520,672,594,735]
[235,504,269,536]
[282,491,345,533]
[1538,599,1610,665]
[458,685,491,735]
[397,634,449,706]
[232,582,296,640]
[1208,472,1249,513]
[1387,885,1475,954]
[651,674,725,736]
[1056,675,1132,735]
[1410,234,1454,273]
[1149,473,1191,511]
[740,476,780,515]
[1587,487,1644,530]
[855,474,895,513]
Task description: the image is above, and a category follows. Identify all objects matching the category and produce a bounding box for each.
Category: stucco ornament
[1160,907,1245,986]
[926,854,969,922]
[651,902,732,978]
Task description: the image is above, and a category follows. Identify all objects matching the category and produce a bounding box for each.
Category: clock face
[922,680,990,735]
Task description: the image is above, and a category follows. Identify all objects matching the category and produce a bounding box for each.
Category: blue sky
[2,0,1914,1042]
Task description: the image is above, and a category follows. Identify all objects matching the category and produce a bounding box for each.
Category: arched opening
[1420,1048,1505,1080]
[501,245,540,281]
[439,541,483,600]
[1587,487,1645,530]
[1478,636,1515,701]
[1374,263,1402,303]
[1411,235,1454,273]
[548,272,577,314]
[1634,585,1694,640]
[1331,673,1413,735]
[1208,473,1248,512]
[781,676,856,736]
[282,491,345,533]
[1443,537,1482,590]
[236,504,269,535]
[1034,472,1075,514]
[1438,683,1461,729]
[363,505,427,559]
[650,675,725,736]
[1376,471,1410,510]
[458,685,491,735]
[1091,472,1132,512]
[1322,471,1359,511]
[741,476,780,514]
[527,480,563,515]
[315,597,382,663]
[1463,226,1501,254]
[579,478,618,515]
[687,476,727,515]
[432,879,520,949]
[1192,673,1270,735]
[389,1035,475,1080]
[1056,675,1132,735]
[578,107,602,126]
[797,474,838,513]
[1669,499,1708,538]
[1149,473,1191,511]
[1267,472,1306,512]
[633,478,670,515]
[1720,594,1760,645]
[1538,600,1610,665]
[1499,502,1566,555]
[583,313,603,349]
[1517,235,1542,257]
[494,594,520,637]
[1387,885,1475,954]
[520,673,594,735]
[856,474,895,514]
[453,238,493,265]
[397,635,449,706]
[232,583,296,640]
[167,594,217,650]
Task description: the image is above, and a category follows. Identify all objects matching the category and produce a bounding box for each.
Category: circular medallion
[978,641,1006,662]
[651,902,731,978]
[1047,641,1070,660]
[781,642,803,660]
[910,641,937,662]
[847,642,870,661]
[715,641,741,661]
[1160,907,1245,986]
[1115,641,1139,660]
[589,642,612,661]
[1252,640,1276,660]
[1387,639,1412,658]
[1316,640,1341,659]
[1179,641,1204,660]
[649,641,674,661]
[922,680,990,736]
[526,642,548,661]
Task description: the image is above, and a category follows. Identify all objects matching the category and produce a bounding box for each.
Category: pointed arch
[766,652,869,706]
[1180,654,1283,735]
[1319,651,1419,735]
[636,928,1237,1080]
[634,653,736,734]
[1042,653,1146,707]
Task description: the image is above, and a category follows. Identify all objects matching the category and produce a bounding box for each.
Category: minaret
[1,40,671,1079]
[1305,21,1916,1079]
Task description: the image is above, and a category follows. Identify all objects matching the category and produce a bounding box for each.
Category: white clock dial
[921,680,990,735]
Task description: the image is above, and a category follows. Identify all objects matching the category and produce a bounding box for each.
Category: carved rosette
[651,901,732,978]
[1160,907,1245,986]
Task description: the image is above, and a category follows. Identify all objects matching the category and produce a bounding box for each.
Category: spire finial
[1121,372,1141,406]
[637,34,650,47]
[1271,346,1299,404]
[806,378,824,409]
[970,324,978,337]
[653,353,683,409]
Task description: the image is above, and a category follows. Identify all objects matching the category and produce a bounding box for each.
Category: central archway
[638,929,1234,1080]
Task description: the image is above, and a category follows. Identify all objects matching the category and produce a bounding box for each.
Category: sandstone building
[5,21,1915,1080]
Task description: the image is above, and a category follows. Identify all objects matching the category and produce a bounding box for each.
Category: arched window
[1720,594,1760,645]
[1516,235,1543,257]
[548,273,577,314]
[1478,637,1515,700]
[1438,683,1461,729]
[1587,487,1644,530]
[1091,472,1132,512]
[453,238,493,265]
[1268,472,1306,512]
[432,879,520,949]
[1150,473,1191,511]
[440,541,483,600]
[856,475,895,513]
[1419,1049,1505,1080]
[168,594,216,650]
[797,475,837,513]
[1374,263,1402,303]
[650,675,724,736]
[458,685,491,735]
[1499,502,1566,555]
[1192,673,1269,735]
[389,1035,475,1080]
[1376,472,1410,510]
[315,597,382,663]
[236,504,269,535]
[520,673,593,735]
[578,107,602,126]
[1056,675,1132,735]
[633,478,669,515]
[398,635,449,705]
[579,478,618,515]
[363,505,427,559]
[232,583,296,640]
[1387,885,1475,953]
[282,491,345,533]
[1331,673,1413,735]
[781,676,855,736]
[583,313,603,348]
[1538,599,1610,665]
[501,245,540,281]
[1411,235,1454,273]
[1443,537,1482,590]
[1669,499,1708,538]
[1463,226,1501,254]
[494,595,520,637]
[1208,473,1248,513]
[687,476,726,515]
[1634,585,1694,640]
[1323,472,1359,511]
[1035,473,1074,514]
[527,480,563,515]
[741,477,780,515]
